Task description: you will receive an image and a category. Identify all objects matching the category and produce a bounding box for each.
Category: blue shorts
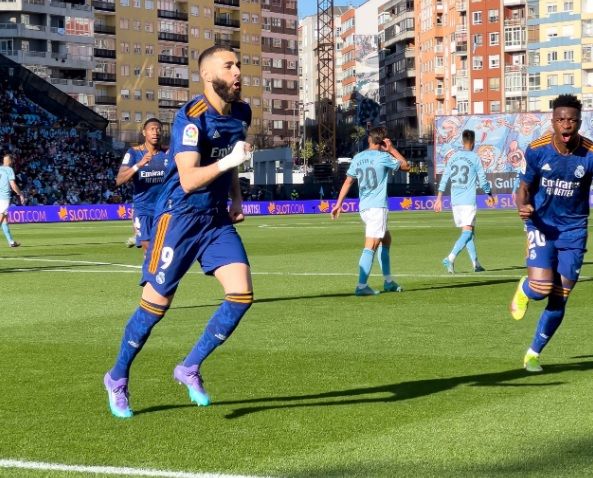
[141,211,249,296]
[133,213,154,246]
[525,227,587,281]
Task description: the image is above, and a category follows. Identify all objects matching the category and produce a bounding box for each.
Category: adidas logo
[212,130,221,139]
[542,163,551,171]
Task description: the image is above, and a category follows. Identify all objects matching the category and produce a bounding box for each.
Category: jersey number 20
[355,167,378,190]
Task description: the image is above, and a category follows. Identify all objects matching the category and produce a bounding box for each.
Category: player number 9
[161,246,174,270]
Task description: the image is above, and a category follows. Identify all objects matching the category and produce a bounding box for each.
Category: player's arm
[9,179,25,204]
[476,156,495,205]
[383,138,410,171]
[331,176,355,220]
[176,141,250,193]
[228,169,245,223]
[434,161,451,213]
[517,147,538,220]
[116,151,153,187]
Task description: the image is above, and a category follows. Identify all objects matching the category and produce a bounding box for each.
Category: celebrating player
[434,129,494,273]
[510,94,593,372]
[0,154,25,247]
[331,126,410,296]
[104,45,254,418]
[116,118,168,251]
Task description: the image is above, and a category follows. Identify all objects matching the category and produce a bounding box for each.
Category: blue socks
[358,248,375,286]
[522,278,553,301]
[110,299,168,380]
[1,221,14,244]
[466,235,478,264]
[377,245,392,281]
[450,230,472,259]
[183,292,253,367]
[530,286,570,353]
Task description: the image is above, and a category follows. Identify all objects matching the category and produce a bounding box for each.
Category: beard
[212,77,241,103]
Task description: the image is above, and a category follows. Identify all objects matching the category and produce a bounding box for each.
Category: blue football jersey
[521,133,593,237]
[346,150,400,210]
[156,94,251,215]
[121,146,168,215]
[438,149,490,206]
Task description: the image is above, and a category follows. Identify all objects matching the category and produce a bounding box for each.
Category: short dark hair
[198,45,236,70]
[552,94,582,112]
[462,129,475,144]
[143,117,162,129]
[368,126,388,145]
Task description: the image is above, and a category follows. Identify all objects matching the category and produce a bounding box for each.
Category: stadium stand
[0,53,132,205]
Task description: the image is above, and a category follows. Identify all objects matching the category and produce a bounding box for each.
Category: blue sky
[298,0,367,19]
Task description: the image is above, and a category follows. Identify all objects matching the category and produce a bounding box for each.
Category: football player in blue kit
[510,94,593,372]
[104,45,254,418]
[331,126,410,296]
[116,118,168,251]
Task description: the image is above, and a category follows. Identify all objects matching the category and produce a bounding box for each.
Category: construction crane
[316,0,336,171]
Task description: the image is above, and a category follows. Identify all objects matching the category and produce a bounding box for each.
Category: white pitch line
[0,459,262,478]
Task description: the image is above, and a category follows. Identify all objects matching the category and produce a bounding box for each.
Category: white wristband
[132,164,139,172]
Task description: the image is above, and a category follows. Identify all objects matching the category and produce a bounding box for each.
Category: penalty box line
[0,458,264,478]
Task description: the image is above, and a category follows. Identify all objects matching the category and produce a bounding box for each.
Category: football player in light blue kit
[331,126,410,296]
[116,118,168,251]
[510,94,593,372]
[434,129,494,273]
[0,154,25,247]
[103,46,253,418]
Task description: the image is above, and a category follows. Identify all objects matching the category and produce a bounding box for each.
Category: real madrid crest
[575,165,585,179]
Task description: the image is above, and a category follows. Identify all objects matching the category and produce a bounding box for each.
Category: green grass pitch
[2,209,593,477]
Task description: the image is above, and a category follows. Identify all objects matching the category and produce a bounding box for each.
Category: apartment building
[0,0,95,103]
[526,0,582,112]
[260,0,298,149]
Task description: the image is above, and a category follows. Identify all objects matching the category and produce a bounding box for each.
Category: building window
[120,18,129,29]
[204,30,212,40]
[472,11,482,24]
[242,55,250,65]
[121,65,129,76]
[564,1,573,10]
[132,20,141,30]
[203,7,211,16]
[473,78,484,92]
[133,43,141,54]
[564,73,574,85]
[272,58,283,68]
[190,5,199,15]
[120,42,129,53]
[134,89,141,100]
[135,112,142,122]
[472,56,483,70]
[547,3,557,13]
[252,56,260,65]
[134,66,141,76]
[547,74,558,87]
[273,120,283,129]
[121,111,130,121]
[191,71,200,82]
[489,32,499,46]
[489,77,500,91]
[273,78,283,88]
[489,55,500,69]
[547,51,558,63]
[146,90,154,100]
[273,37,282,48]
[145,22,153,32]
[488,9,499,22]
[242,13,249,23]
[490,101,501,113]
[145,0,153,8]
[564,50,574,62]
[120,89,130,99]
[145,44,154,55]
[528,73,540,90]
[243,76,251,86]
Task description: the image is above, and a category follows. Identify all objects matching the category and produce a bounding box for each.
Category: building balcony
[158,99,184,108]
[397,86,416,98]
[5,50,94,68]
[504,18,525,27]
[158,54,188,65]
[21,0,91,17]
[214,0,239,6]
[214,15,240,29]
[48,77,95,94]
[503,0,526,5]
[435,89,445,99]
[455,41,468,54]
[95,95,116,105]
[504,40,526,52]
[94,48,116,59]
[435,67,445,78]
[157,9,188,21]
[95,24,116,35]
[92,0,115,12]
[92,71,116,82]
[158,31,188,43]
[456,0,467,11]
[214,36,240,49]
[505,87,528,97]
[158,76,189,87]
[505,65,526,74]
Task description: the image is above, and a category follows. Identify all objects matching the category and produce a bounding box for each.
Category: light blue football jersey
[438,149,491,206]
[347,150,400,210]
[0,165,15,200]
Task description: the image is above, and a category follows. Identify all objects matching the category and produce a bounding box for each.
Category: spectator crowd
[1,80,132,205]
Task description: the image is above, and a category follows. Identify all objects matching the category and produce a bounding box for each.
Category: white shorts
[452,204,477,227]
[0,199,9,215]
[360,207,388,238]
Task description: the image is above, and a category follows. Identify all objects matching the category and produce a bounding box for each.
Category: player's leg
[356,209,382,295]
[378,230,403,292]
[443,206,475,273]
[176,222,252,406]
[465,225,484,272]
[510,228,554,320]
[126,218,137,248]
[0,204,18,247]
[524,245,583,372]
[136,214,153,253]
[104,213,195,417]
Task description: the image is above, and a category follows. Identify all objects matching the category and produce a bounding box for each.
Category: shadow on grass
[0,263,105,273]
[133,360,593,418]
